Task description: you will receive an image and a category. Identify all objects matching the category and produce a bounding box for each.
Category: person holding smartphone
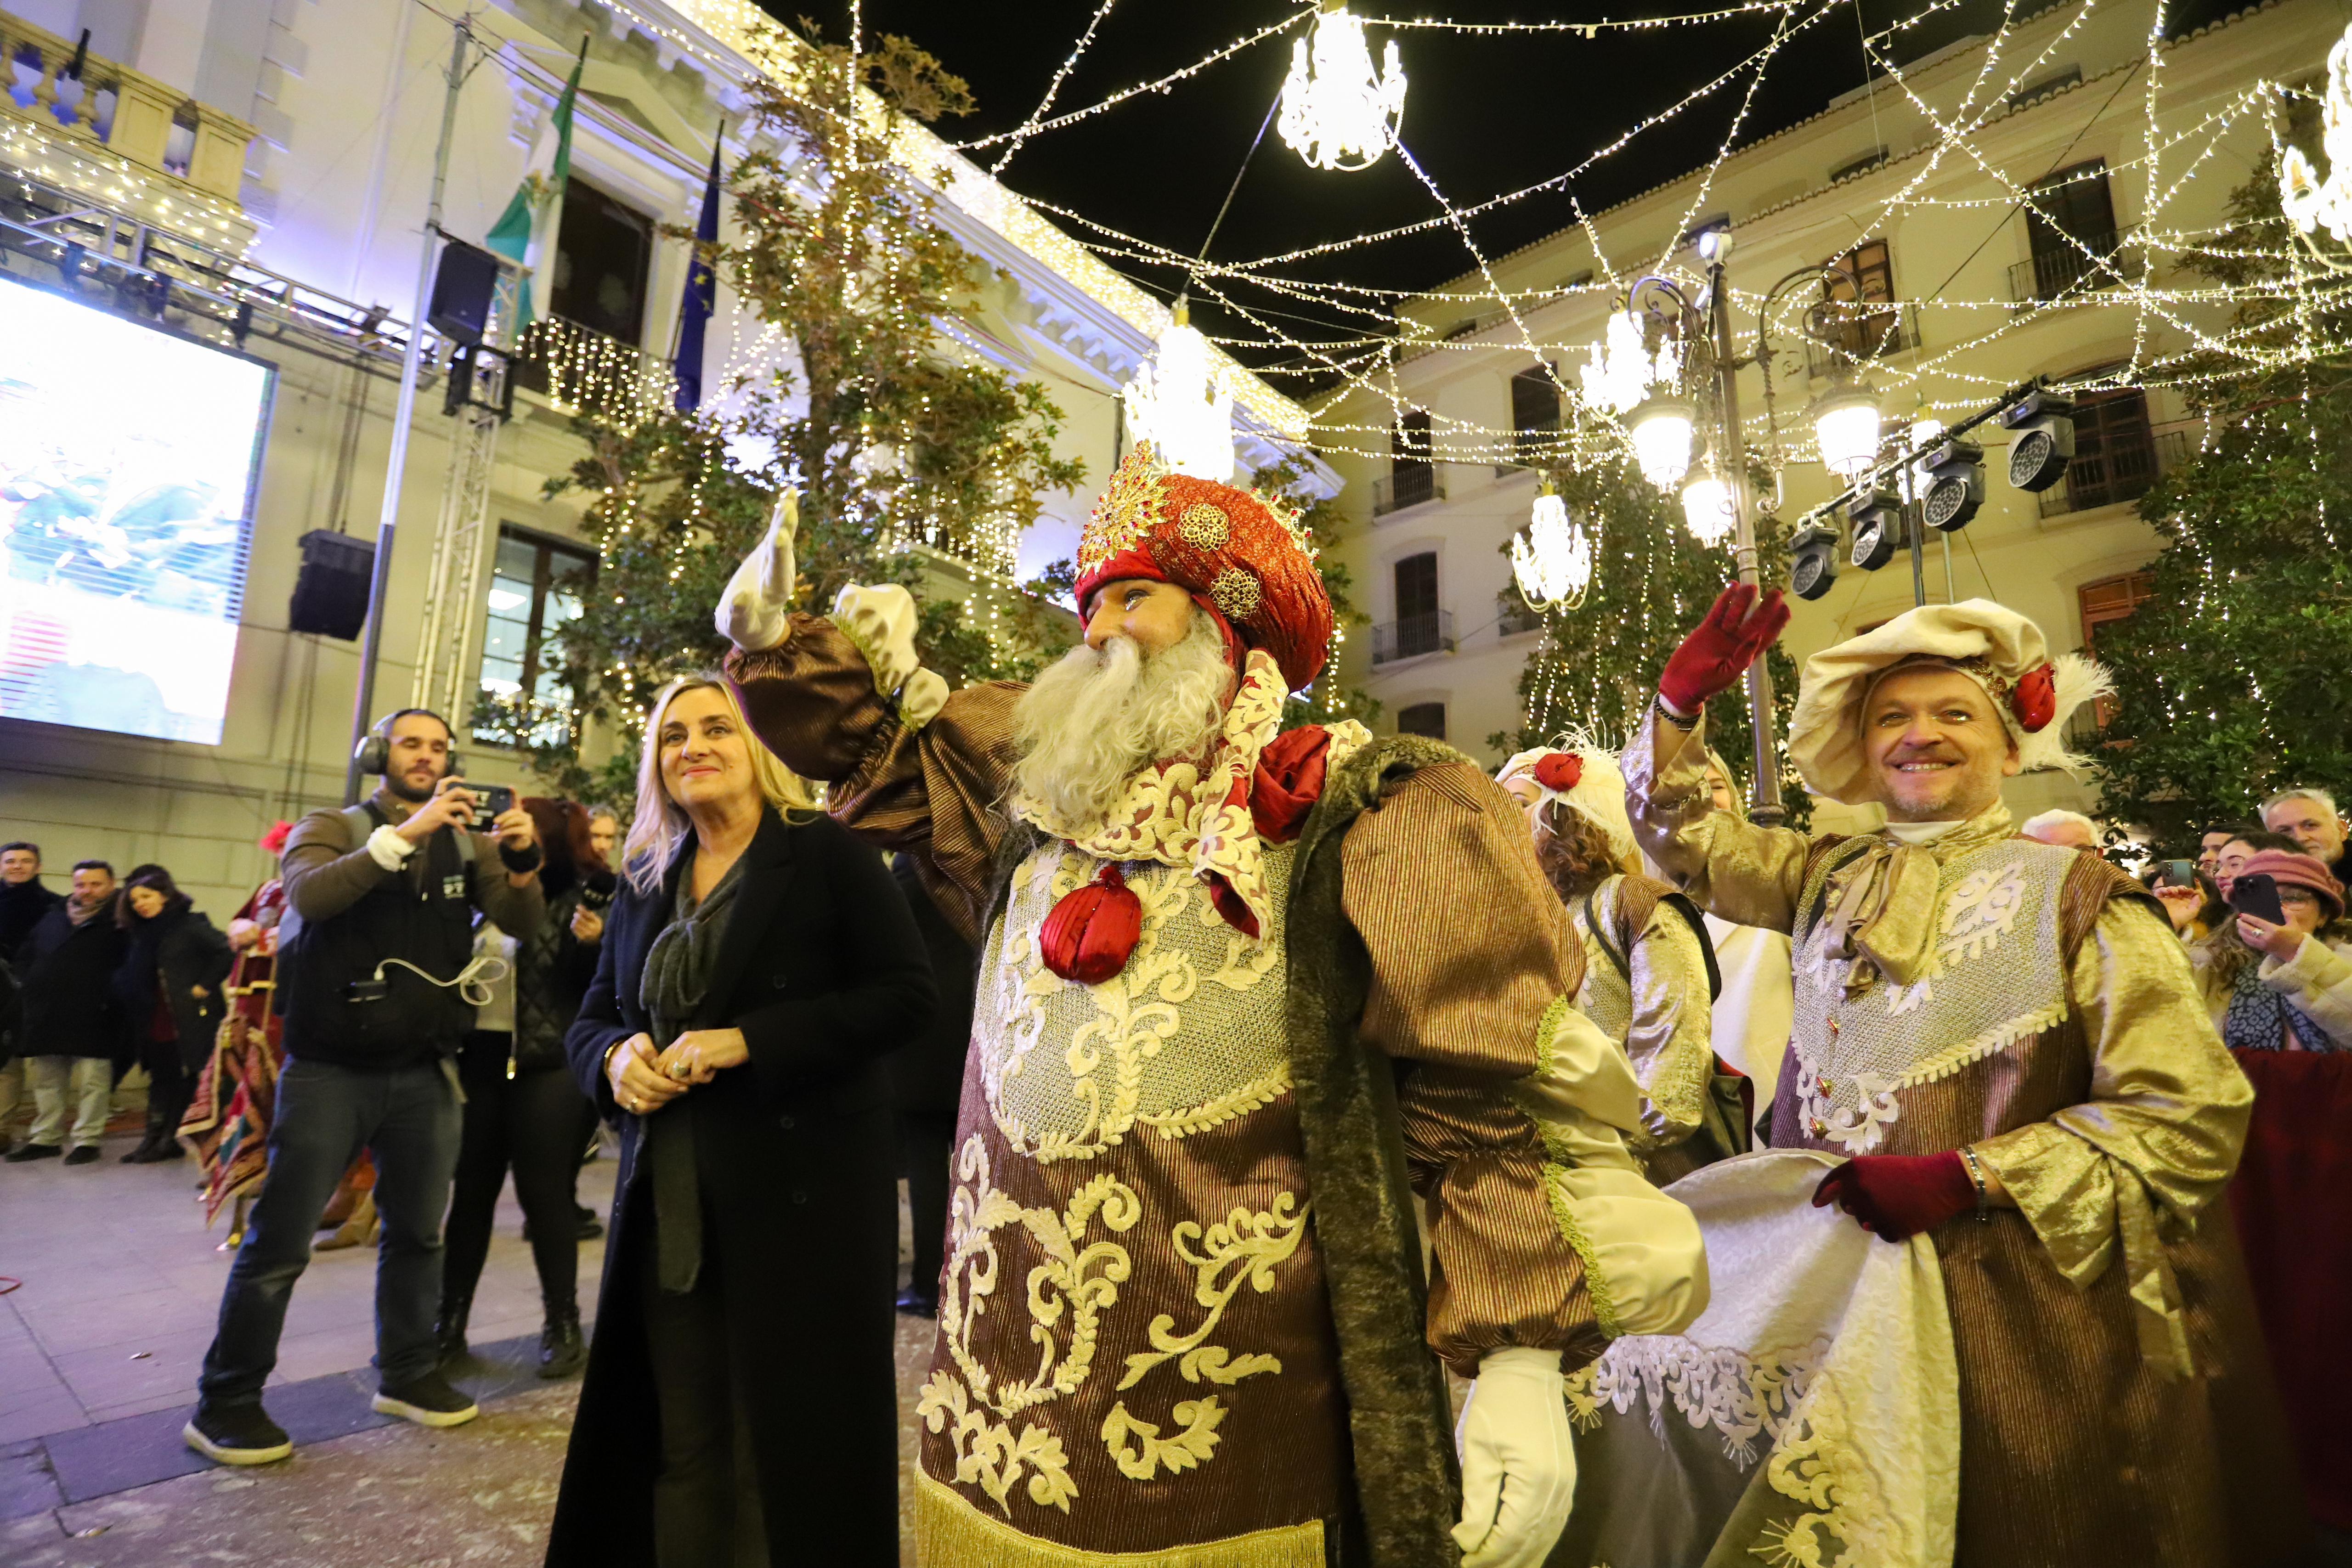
[184,708,544,1467]
[2192,846,2352,1053]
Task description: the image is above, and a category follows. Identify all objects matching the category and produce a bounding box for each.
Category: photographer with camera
[184,709,543,1466]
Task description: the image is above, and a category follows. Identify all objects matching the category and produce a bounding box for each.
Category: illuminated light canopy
[1278,4,1407,173]
[1627,394,1696,489]
[1680,472,1736,545]
[1810,381,1883,480]
[1120,302,1236,480]
[1511,479,1595,610]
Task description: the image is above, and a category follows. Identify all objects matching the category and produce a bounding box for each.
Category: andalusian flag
[486,40,585,330]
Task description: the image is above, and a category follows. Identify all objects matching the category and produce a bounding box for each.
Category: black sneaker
[183,1403,294,1465]
[372,1371,480,1428]
[62,1146,100,1166]
[4,1143,61,1163]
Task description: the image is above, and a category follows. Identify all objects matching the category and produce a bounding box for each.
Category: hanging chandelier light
[1579,310,1681,417]
[1278,3,1407,172]
[1120,302,1235,481]
[1511,478,1595,610]
[2280,24,2352,258]
[1627,395,1696,490]
[1810,379,1884,480]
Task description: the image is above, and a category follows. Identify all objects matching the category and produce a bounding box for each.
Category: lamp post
[1572,233,1883,826]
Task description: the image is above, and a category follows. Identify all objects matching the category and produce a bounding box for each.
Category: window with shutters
[1382,409,1436,513]
[2022,161,2121,299]
[2077,570,2153,726]
[1511,365,1561,462]
[476,527,596,746]
[550,181,655,346]
[2059,389,2160,513]
[1396,702,1447,741]
[1820,238,1902,361]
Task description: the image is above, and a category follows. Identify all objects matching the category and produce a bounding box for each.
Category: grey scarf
[639,849,746,1293]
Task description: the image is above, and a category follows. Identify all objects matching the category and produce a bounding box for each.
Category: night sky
[824,0,2235,382]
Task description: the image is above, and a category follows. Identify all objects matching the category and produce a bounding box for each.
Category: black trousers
[141,1035,192,1144]
[441,1032,589,1316]
[639,1202,768,1568]
[899,1108,955,1296]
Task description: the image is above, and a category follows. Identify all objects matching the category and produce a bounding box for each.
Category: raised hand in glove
[1452,1346,1577,1568]
[1811,1151,1976,1241]
[1657,582,1790,716]
[715,489,800,651]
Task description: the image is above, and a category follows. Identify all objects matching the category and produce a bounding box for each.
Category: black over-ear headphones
[353,709,461,778]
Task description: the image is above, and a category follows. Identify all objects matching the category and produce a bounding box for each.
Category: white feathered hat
[1787,598,2113,806]
[1496,736,1641,876]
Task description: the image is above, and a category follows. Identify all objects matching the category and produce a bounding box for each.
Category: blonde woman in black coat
[546,674,934,1568]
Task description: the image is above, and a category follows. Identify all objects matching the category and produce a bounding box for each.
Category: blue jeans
[198,1058,462,1407]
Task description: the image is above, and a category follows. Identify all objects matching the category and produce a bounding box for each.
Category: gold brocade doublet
[914,842,1349,1564]
[1781,838,2073,1155]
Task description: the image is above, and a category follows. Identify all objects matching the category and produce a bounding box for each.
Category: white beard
[1011,611,1233,829]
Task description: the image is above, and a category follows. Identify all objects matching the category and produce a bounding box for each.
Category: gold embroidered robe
[726,617,1703,1567]
[1623,709,2306,1568]
[1567,874,1717,1186]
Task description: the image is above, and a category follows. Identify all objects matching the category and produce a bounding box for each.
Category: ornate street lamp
[1120,301,1236,481]
[1278,3,1407,172]
[1680,466,1737,545]
[1809,379,1884,480]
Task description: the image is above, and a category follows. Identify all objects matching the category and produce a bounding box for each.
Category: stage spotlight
[2001,390,2075,492]
[1847,486,1905,570]
[1790,519,1842,600]
[1919,440,1985,532]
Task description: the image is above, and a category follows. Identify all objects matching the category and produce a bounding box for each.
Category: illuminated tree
[485,24,1083,801]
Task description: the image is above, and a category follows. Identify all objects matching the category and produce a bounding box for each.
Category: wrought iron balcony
[2008,231,2138,302]
[1371,609,1455,666]
[1497,592,1545,637]
[511,316,681,431]
[1805,302,1919,380]
[1373,467,1445,518]
[2037,427,2189,518]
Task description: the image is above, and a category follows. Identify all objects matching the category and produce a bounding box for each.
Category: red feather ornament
[1532,751,1584,793]
[2012,663,2057,733]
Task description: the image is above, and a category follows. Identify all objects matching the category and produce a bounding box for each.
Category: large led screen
[0,276,271,744]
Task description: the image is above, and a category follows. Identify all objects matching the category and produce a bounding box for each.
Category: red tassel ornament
[2011,662,2056,732]
[1040,863,1143,984]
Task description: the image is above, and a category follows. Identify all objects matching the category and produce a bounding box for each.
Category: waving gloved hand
[1452,1346,1577,1568]
[1657,582,1790,716]
[715,489,800,651]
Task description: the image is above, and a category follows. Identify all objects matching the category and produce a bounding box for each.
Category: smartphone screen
[2229,872,2286,926]
[2155,859,2196,889]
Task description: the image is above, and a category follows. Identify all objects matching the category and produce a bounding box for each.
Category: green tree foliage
[2091,151,2352,850]
[1492,455,1807,827]
[480,24,1083,801]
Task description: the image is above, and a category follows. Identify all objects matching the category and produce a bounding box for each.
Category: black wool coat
[114,906,233,1071]
[545,807,935,1568]
[13,906,127,1060]
[884,852,974,1122]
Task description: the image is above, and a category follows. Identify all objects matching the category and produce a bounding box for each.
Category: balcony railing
[1373,467,1444,518]
[1497,592,1545,637]
[0,9,255,203]
[2037,427,2189,518]
[1805,302,1919,380]
[2009,231,2139,302]
[513,316,681,433]
[1371,610,1455,666]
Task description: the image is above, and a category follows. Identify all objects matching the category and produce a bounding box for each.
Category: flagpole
[343,12,475,804]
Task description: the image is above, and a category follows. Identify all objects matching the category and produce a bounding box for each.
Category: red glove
[1658,584,1790,715]
[1810,1152,1976,1241]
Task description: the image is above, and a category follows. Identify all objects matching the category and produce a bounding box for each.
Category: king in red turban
[711,444,1705,1568]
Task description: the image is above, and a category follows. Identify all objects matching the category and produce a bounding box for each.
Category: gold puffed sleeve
[1622,708,1814,934]
[726,611,1024,943]
[1973,894,2253,1376]
[1341,762,1707,1375]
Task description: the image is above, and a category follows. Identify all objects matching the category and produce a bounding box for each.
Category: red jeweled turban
[1073,442,1335,692]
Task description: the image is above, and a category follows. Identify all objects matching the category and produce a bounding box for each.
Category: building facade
[0,0,1318,914]
[1320,0,2318,831]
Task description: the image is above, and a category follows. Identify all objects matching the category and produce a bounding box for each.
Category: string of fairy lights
[344,0,2351,663]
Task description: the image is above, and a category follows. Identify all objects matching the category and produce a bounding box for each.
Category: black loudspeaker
[427,240,500,346]
[288,530,373,640]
